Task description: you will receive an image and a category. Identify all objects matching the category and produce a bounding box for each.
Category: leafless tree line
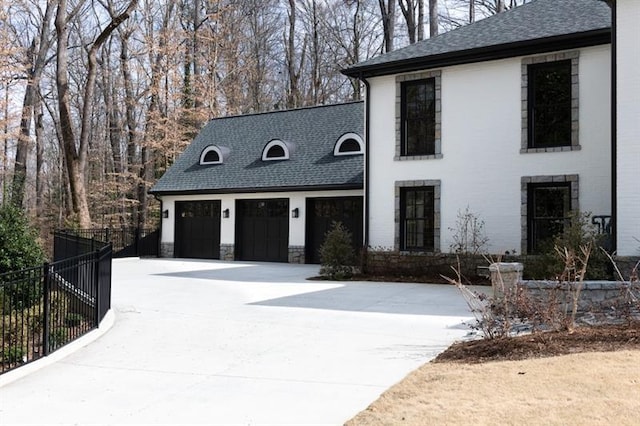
[0,0,526,235]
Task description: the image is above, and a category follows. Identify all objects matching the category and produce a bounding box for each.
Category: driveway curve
[0,258,474,425]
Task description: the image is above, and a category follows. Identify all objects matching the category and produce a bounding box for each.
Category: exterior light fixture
[162,209,169,218]
[223,208,230,218]
[292,207,299,218]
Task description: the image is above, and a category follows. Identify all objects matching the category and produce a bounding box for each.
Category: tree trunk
[418,0,424,41]
[378,0,395,52]
[55,0,138,228]
[469,0,475,23]
[11,1,54,208]
[429,0,438,37]
[399,0,416,44]
[497,0,505,13]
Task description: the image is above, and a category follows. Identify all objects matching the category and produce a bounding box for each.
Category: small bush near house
[319,221,356,280]
[524,211,610,280]
[449,206,489,256]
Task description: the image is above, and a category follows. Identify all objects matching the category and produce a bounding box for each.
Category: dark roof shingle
[150,102,364,195]
[344,0,611,77]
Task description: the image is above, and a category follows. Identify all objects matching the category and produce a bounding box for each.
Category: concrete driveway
[0,258,474,425]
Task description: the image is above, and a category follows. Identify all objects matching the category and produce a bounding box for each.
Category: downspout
[610,1,617,253]
[361,75,371,259]
[153,194,163,257]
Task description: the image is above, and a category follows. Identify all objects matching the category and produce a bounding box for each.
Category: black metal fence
[55,228,159,258]
[0,244,112,375]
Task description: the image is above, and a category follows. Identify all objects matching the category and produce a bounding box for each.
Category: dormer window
[200,145,228,165]
[334,133,364,156]
[262,139,291,161]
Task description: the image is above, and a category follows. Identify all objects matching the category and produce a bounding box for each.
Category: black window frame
[400,78,436,156]
[400,186,435,251]
[527,60,572,149]
[527,182,571,253]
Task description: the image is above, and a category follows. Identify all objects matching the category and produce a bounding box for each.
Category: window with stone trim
[396,71,442,160]
[521,175,579,254]
[395,180,441,252]
[521,52,579,153]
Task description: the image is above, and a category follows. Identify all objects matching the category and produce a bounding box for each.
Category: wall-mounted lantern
[162,209,169,218]
[291,207,299,218]
[223,208,230,218]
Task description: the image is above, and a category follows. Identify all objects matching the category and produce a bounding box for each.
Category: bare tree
[429,0,438,36]
[55,0,138,227]
[11,0,54,208]
[378,0,395,52]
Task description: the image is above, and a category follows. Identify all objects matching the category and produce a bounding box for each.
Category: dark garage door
[306,196,363,264]
[175,200,221,259]
[236,199,289,262]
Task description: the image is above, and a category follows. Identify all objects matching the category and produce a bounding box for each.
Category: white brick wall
[367,45,611,254]
[616,0,640,256]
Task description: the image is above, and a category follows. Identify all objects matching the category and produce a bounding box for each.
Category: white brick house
[615,0,640,256]
[343,0,634,257]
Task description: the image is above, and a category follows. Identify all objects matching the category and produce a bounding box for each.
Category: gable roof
[343,0,611,78]
[149,102,364,196]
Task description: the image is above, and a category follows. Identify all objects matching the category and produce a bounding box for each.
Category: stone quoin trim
[395,70,442,161]
[521,51,581,153]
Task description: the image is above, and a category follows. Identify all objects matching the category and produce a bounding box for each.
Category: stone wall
[520,280,640,325]
[363,250,490,280]
[160,242,174,258]
[288,246,305,264]
[220,244,234,261]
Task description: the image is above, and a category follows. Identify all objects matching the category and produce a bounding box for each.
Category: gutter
[362,76,371,252]
[610,1,617,253]
[343,29,611,79]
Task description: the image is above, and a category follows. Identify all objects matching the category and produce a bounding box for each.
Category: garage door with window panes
[306,197,363,264]
[236,199,289,262]
[175,200,221,259]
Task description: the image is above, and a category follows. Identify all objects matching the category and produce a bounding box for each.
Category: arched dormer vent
[262,139,294,161]
[334,133,364,156]
[200,145,229,165]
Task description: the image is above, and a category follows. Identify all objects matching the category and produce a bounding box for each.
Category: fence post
[43,263,51,357]
[94,249,101,326]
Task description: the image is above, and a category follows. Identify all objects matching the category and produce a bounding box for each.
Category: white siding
[616,0,640,256]
[368,45,611,254]
[160,189,363,247]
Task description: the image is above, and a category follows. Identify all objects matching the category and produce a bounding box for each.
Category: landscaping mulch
[434,322,640,364]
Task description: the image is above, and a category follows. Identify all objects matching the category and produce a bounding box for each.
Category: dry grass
[346,350,640,426]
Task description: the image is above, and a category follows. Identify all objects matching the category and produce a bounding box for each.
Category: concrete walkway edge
[0,309,115,389]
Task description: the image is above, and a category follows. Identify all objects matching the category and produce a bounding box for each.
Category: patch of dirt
[434,322,640,364]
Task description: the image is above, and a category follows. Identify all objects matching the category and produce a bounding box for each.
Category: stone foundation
[288,246,305,264]
[160,242,174,258]
[220,244,234,261]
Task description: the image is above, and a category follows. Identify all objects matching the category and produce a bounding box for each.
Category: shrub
[524,211,610,280]
[1,345,25,364]
[49,327,69,350]
[319,221,356,280]
[0,204,45,274]
[449,206,489,255]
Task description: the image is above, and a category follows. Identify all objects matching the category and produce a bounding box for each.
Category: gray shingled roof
[344,0,611,77]
[150,102,364,195]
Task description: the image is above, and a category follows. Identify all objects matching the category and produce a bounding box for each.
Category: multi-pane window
[527,183,571,253]
[401,79,436,156]
[527,60,572,148]
[400,186,435,251]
